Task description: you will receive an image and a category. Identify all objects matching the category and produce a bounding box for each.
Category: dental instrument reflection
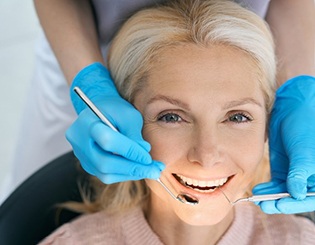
[219,188,315,205]
[73,86,199,206]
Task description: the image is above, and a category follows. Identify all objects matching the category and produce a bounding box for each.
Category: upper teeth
[177,174,228,188]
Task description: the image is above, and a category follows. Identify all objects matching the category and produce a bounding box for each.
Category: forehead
[144,44,264,101]
[152,43,258,76]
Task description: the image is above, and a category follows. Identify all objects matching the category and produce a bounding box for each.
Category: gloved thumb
[124,126,151,153]
[287,168,308,200]
[115,107,151,152]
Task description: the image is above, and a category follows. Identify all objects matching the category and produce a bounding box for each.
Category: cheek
[143,131,170,162]
[228,125,266,164]
[241,144,265,175]
[225,126,266,175]
[231,131,266,192]
[237,137,264,164]
[142,124,189,162]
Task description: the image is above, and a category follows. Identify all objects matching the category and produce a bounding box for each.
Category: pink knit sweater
[39,203,315,245]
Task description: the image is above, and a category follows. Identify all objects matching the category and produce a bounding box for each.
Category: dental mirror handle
[156,178,179,200]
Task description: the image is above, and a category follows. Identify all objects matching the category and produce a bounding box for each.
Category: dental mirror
[177,193,199,205]
[156,178,199,205]
[74,87,199,206]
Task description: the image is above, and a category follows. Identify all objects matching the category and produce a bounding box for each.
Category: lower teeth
[188,184,218,193]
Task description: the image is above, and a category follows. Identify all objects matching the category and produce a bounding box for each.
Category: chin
[174,202,234,226]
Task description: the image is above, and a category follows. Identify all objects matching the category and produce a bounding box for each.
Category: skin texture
[134,44,268,245]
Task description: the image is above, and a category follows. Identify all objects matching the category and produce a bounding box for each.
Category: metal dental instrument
[156,179,198,205]
[73,86,199,206]
[232,192,315,205]
[219,188,315,205]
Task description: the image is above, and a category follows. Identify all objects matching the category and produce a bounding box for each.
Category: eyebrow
[222,98,263,109]
[147,95,190,110]
[147,95,262,110]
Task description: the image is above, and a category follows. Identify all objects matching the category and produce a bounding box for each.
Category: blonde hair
[73,0,276,214]
[109,0,276,111]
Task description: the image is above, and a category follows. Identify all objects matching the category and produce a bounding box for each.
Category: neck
[145,195,234,245]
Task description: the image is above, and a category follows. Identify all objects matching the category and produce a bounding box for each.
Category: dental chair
[0,151,90,245]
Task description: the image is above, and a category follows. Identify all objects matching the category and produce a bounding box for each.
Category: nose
[187,125,224,167]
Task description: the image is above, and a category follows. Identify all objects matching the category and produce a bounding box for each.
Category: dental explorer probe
[219,188,315,205]
[73,87,199,206]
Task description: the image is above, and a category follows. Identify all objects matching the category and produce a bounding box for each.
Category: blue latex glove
[66,62,165,184]
[253,75,315,214]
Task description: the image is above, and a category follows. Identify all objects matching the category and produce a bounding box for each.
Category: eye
[158,113,182,123]
[228,112,252,123]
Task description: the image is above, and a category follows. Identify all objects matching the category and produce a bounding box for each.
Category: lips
[173,174,229,193]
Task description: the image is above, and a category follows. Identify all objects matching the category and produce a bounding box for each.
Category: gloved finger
[91,160,164,184]
[274,196,315,214]
[100,100,151,152]
[90,122,152,164]
[259,195,315,214]
[252,182,277,193]
[286,175,308,200]
[258,200,282,214]
[255,185,315,214]
[258,197,315,214]
[282,112,315,199]
[252,181,287,195]
[268,146,289,181]
[66,115,165,181]
[96,173,149,184]
[80,150,164,181]
[308,175,315,188]
[69,142,100,177]
[80,160,96,177]
[118,107,149,149]
[76,145,164,183]
[94,153,164,178]
[89,144,164,178]
[252,181,286,210]
[287,164,314,199]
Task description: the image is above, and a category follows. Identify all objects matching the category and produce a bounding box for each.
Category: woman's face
[134,44,267,226]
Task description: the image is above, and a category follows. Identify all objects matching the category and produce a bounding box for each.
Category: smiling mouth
[173,174,230,193]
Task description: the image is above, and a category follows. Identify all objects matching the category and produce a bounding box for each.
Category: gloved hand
[253,75,315,214]
[66,62,165,184]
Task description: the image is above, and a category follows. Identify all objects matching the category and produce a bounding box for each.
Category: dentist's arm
[34,0,164,183]
[253,0,315,214]
[34,0,103,82]
[266,0,315,86]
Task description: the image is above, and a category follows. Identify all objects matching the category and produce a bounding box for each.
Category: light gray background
[0,0,40,190]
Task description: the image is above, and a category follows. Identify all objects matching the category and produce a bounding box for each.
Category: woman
[40,0,315,244]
